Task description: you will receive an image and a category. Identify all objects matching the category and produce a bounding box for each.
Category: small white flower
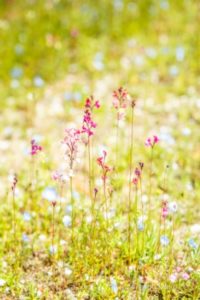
[37,290,42,297]
[64,267,72,276]
[49,245,57,254]
[66,204,72,214]
[23,212,32,221]
[154,254,161,261]
[141,194,148,203]
[129,265,136,272]
[169,273,177,283]
[190,224,200,234]
[160,235,169,246]
[42,187,57,202]
[86,216,93,223]
[168,201,178,213]
[39,234,46,241]
[60,239,67,246]
[110,277,118,294]
[0,279,6,286]
[63,215,71,227]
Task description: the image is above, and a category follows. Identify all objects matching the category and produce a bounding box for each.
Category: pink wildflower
[145,135,159,148]
[132,162,144,186]
[31,139,42,155]
[182,272,190,280]
[169,273,177,283]
[82,96,100,138]
[51,170,63,182]
[61,128,80,169]
[132,178,138,185]
[84,96,100,111]
[112,87,128,110]
[134,167,141,178]
[162,200,169,219]
[97,150,112,182]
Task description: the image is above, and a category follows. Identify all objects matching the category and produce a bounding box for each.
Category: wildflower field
[0,1,200,299]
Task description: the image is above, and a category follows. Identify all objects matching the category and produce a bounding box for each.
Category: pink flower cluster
[31,139,43,156]
[132,162,144,186]
[97,150,112,182]
[162,200,168,219]
[61,128,80,169]
[113,87,129,121]
[145,135,159,148]
[112,87,128,110]
[82,96,100,137]
[51,170,63,182]
[85,96,100,110]
[169,267,190,283]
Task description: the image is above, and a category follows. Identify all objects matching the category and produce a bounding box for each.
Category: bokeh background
[0,0,199,218]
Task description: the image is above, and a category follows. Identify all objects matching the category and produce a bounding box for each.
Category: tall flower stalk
[52,170,67,253]
[11,174,18,246]
[112,87,128,173]
[82,96,100,203]
[61,128,80,243]
[97,150,112,224]
[30,139,42,204]
[131,163,144,262]
[51,200,57,260]
[127,99,136,264]
[145,135,159,223]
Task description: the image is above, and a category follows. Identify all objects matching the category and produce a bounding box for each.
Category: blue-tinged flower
[137,216,146,231]
[169,65,179,76]
[63,215,71,227]
[110,277,118,294]
[10,66,23,78]
[160,235,169,246]
[42,187,57,202]
[22,233,29,243]
[33,76,45,87]
[49,245,57,254]
[176,46,185,61]
[188,238,198,249]
[64,92,73,101]
[137,221,144,232]
[23,212,31,222]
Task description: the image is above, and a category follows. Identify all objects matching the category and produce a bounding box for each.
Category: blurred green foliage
[0,0,199,108]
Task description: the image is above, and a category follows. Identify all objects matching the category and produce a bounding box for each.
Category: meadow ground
[0,1,200,299]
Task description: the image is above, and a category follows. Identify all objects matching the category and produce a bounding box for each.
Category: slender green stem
[115,117,119,173]
[134,186,139,300]
[148,147,154,223]
[103,179,108,228]
[70,176,74,243]
[12,189,16,245]
[139,178,144,255]
[135,186,138,252]
[128,105,134,265]
[52,204,55,255]
[88,137,92,200]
